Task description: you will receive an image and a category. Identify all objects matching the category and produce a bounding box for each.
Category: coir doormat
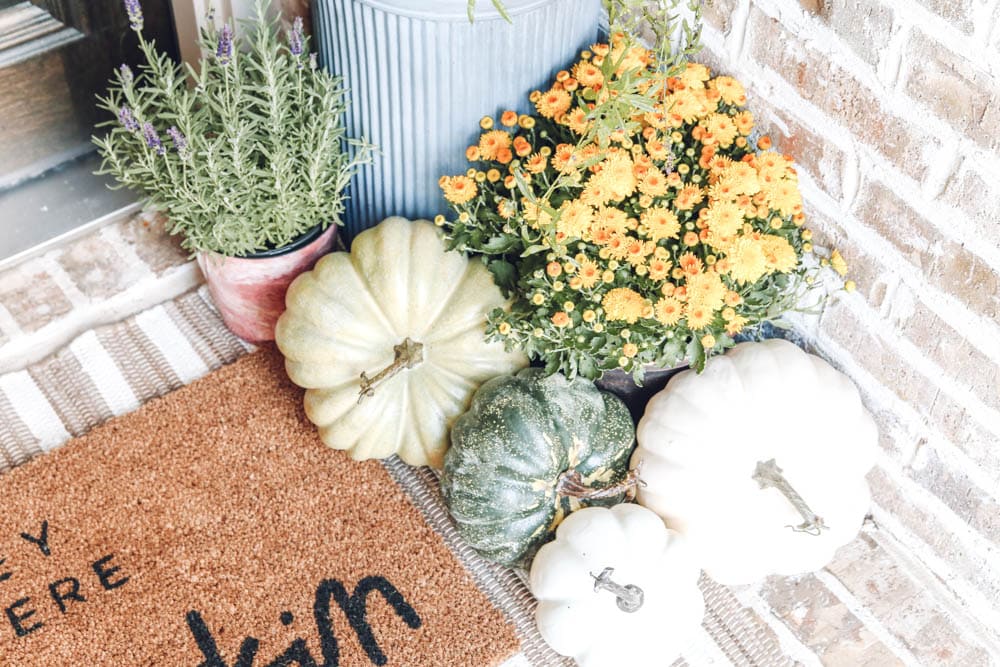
[0,349,518,666]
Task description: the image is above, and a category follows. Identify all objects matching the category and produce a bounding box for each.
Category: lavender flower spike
[142,122,165,156]
[119,64,133,84]
[167,126,191,160]
[289,17,304,58]
[216,24,233,65]
[118,106,139,132]
[123,0,143,31]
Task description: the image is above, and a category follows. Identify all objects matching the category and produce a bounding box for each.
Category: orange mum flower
[551,311,571,327]
[535,88,572,118]
[678,252,703,276]
[478,130,511,161]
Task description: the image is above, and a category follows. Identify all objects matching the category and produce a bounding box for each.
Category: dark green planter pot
[595,364,688,424]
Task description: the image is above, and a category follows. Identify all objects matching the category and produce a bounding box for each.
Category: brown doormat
[0,349,519,666]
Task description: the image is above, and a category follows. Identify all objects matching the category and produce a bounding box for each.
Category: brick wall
[700,0,1000,662]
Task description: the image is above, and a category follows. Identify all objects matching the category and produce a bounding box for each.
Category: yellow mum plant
[440,22,845,380]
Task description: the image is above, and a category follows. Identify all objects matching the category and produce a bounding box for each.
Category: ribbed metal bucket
[313,0,603,241]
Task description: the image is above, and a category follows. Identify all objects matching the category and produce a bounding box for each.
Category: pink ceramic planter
[197,224,338,342]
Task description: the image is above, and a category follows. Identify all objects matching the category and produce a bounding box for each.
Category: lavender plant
[94,0,372,256]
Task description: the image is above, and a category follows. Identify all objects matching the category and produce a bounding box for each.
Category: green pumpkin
[441,368,637,568]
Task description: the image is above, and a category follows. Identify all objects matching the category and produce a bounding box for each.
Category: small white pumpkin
[529,504,704,667]
[632,339,877,585]
[275,217,527,467]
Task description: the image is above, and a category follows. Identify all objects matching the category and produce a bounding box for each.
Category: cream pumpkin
[275,217,527,467]
[632,339,877,585]
[529,504,705,667]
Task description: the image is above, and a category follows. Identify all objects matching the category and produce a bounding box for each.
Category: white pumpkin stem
[591,567,644,613]
[556,466,644,502]
[357,338,424,404]
[752,458,828,535]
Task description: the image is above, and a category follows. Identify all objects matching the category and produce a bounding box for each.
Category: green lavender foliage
[94,0,373,257]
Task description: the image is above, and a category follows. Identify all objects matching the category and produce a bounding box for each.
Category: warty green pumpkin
[441,368,637,568]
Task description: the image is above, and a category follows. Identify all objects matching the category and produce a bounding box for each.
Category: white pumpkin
[632,339,877,585]
[275,217,527,467]
[529,504,704,667]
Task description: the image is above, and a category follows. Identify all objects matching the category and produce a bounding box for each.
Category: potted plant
[93,0,372,342]
[310,0,604,240]
[437,1,851,413]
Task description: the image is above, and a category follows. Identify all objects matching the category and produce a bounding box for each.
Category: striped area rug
[0,287,792,667]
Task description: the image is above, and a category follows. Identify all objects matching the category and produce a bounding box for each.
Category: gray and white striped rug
[0,287,790,667]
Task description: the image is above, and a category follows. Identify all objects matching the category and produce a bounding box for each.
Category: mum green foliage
[94,0,372,257]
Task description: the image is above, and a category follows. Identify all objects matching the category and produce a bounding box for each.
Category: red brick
[798,0,895,69]
[941,160,1000,248]
[751,95,850,201]
[758,572,902,665]
[828,533,993,665]
[909,445,1000,544]
[904,30,1000,152]
[56,234,144,300]
[703,0,739,35]
[912,0,975,35]
[820,303,940,421]
[823,297,1000,480]
[853,178,1000,320]
[0,269,73,333]
[804,203,892,309]
[867,466,1000,607]
[747,7,940,181]
[115,212,192,277]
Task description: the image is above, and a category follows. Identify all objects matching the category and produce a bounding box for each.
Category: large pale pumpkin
[632,339,877,585]
[441,369,637,567]
[275,217,527,467]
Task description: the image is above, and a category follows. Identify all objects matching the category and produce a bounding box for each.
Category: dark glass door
[0,0,178,260]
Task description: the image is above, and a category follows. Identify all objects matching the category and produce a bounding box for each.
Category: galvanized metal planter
[312,0,603,241]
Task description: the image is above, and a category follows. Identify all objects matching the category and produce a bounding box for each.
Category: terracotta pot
[197,224,338,342]
[595,364,689,424]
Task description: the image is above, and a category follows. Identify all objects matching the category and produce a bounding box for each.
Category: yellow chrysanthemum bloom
[710,75,746,106]
[733,110,754,135]
[623,238,654,267]
[565,108,590,135]
[478,130,511,161]
[686,271,727,312]
[701,113,739,148]
[761,235,798,273]
[573,60,604,87]
[496,199,516,219]
[647,258,672,281]
[525,153,548,174]
[535,87,572,119]
[761,179,802,217]
[640,207,680,242]
[654,296,683,326]
[439,175,478,205]
[680,62,711,87]
[686,304,713,330]
[673,185,705,211]
[704,201,744,241]
[556,200,593,241]
[725,236,769,284]
[602,288,648,324]
[638,169,669,197]
[830,249,849,276]
[725,314,749,335]
[600,151,637,201]
[577,257,601,289]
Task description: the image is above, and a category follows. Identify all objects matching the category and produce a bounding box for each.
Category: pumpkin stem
[752,458,828,535]
[591,567,644,613]
[357,338,424,404]
[556,466,644,502]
